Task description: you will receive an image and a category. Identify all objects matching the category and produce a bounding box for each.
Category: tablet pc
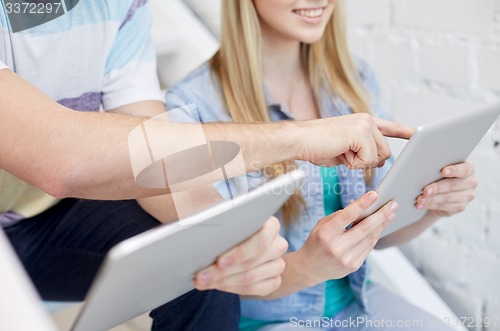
[356,103,500,237]
[71,169,305,331]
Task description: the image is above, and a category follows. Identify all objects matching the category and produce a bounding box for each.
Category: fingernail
[417,204,424,210]
[444,169,451,176]
[427,188,434,195]
[421,198,427,205]
[197,271,212,287]
[368,192,378,202]
[391,202,399,211]
[219,257,234,268]
[388,213,396,221]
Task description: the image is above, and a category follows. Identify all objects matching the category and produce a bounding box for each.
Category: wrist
[277,120,305,161]
[288,120,314,162]
[292,248,322,288]
[422,210,442,223]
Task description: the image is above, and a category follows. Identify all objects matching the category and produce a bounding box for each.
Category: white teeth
[296,8,324,18]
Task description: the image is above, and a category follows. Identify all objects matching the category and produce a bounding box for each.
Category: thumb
[344,150,356,167]
[322,191,379,232]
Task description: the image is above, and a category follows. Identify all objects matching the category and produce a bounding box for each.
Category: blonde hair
[210,0,372,224]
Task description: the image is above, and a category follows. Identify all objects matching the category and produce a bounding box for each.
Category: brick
[477,47,500,91]
[371,37,415,82]
[468,151,500,207]
[430,201,486,247]
[400,242,421,267]
[420,43,470,86]
[343,1,500,319]
[390,90,478,127]
[347,31,371,60]
[433,286,483,331]
[408,236,468,285]
[485,204,500,253]
[345,0,391,27]
[393,0,495,35]
[485,298,500,331]
[466,253,500,298]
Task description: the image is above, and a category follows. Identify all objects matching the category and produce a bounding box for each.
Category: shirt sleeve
[165,88,200,123]
[101,1,163,110]
[0,60,8,71]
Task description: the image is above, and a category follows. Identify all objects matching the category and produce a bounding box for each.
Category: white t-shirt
[0,1,163,226]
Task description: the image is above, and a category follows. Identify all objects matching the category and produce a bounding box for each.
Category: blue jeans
[4,198,239,331]
[256,285,454,331]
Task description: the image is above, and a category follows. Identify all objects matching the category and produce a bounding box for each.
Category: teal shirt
[320,167,355,318]
[239,167,354,331]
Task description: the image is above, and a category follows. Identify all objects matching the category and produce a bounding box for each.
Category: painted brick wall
[346,1,500,330]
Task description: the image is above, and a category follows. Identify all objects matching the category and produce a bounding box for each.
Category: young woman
[163,0,477,330]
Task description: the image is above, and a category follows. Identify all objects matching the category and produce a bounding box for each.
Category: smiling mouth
[292,7,325,18]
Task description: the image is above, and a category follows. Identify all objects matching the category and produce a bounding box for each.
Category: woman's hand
[415,162,477,217]
[297,191,399,286]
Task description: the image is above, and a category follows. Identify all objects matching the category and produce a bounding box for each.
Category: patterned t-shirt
[0,0,163,226]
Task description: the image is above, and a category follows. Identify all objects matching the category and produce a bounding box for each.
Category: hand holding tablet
[415,161,477,218]
[355,103,500,237]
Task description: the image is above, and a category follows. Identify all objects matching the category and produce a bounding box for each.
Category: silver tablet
[357,103,500,237]
[71,169,305,331]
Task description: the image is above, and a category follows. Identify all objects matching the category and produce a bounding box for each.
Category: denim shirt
[165,63,393,322]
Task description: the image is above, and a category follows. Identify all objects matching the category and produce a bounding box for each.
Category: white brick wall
[346,1,500,330]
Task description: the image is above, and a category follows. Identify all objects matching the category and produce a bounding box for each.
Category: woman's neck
[261,35,320,120]
[261,35,303,87]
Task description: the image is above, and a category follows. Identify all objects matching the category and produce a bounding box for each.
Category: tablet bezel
[356,103,500,237]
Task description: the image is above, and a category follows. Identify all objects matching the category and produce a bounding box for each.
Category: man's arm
[0,69,293,199]
[0,68,412,200]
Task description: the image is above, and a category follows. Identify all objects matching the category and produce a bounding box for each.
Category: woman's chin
[297,34,325,45]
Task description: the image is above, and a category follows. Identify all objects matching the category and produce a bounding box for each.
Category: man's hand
[193,217,288,296]
[415,162,477,217]
[297,113,415,169]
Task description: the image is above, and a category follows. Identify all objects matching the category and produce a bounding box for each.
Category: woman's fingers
[341,224,385,273]
[329,208,392,275]
[427,202,470,217]
[321,191,380,232]
[416,190,476,209]
[422,176,478,196]
[441,162,475,178]
[343,200,398,245]
[417,162,477,217]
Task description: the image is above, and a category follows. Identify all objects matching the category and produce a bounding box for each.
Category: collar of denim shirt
[262,85,352,123]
